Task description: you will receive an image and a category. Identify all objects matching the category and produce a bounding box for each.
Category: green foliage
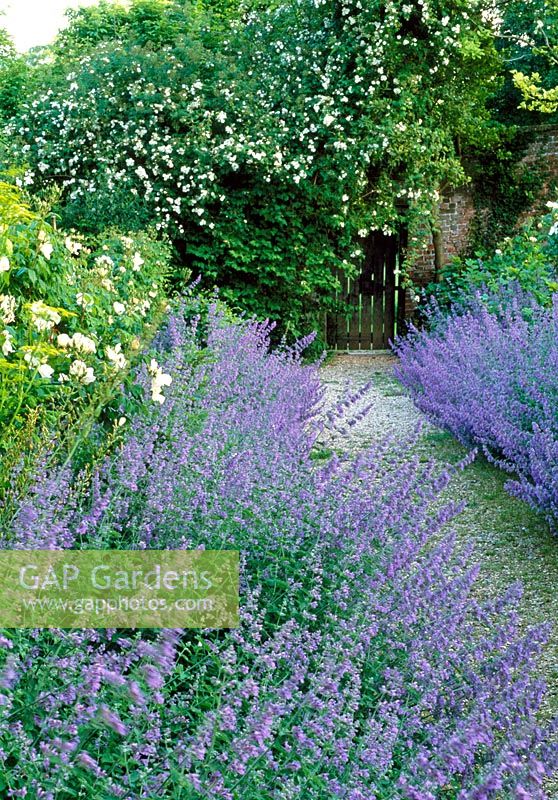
[489,0,558,126]
[0,26,28,120]
[424,202,558,309]
[4,0,503,343]
[53,0,194,58]
[509,0,558,114]
[465,127,546,254]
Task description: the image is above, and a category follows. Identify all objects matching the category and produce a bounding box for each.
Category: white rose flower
[72,332,97,354]
[29,301,61,332]
[65,237,82,255]
[113,302,126,315]
[57,333,72,349]
[0,294,16,325]
[132,252,144,272]
[37,363,54,379]
[0,256,10,272]
[1,330,14,357]
[148,359,172,404]
[69,359,96,385]
[40,241,54,260]
[106,343,127,370]
[24,351,40,368]
[323,114,335,127]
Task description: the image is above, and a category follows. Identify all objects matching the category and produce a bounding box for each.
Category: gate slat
[359,236,374,350]
[326,311,337,349]
[383,236,397,347]
[360,293,372,350]
[348,275,360,349]
[396,228,408,339]
[372,233,384,350]
[336,269,349,349]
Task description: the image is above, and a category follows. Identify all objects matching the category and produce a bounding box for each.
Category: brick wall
[406,124,558,304]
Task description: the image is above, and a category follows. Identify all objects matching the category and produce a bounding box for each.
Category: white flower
[24,351,40,368]
[117,416,127,427]
[106,343,127,370]
[65,236,82,255]
[0,294,16,325]
[58,373,69,383]
[29,301,61,332]
[113,301,126,316]
[72,332,97,354]
[1,329,14,357]
[323,114,335,127]
[148,359,172,404]
[37,363,54,379]
[148,358,161,377]
[95,255,114,270]
[132,252,144,272]
[40,241,54,260]
[57,333,72,348]
[0,256,10,272]
[69,359,96,385]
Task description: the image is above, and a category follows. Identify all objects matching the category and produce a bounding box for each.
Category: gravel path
[321,353,558,785]
[320,353,429,453]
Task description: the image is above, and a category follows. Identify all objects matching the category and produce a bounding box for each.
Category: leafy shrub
[0,181,171,431]
[395,286,558,527]
[0,307,556,798]
[422,202,558,311]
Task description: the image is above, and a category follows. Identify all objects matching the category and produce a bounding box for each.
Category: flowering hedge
[395,287,558,528]
[5,0,499,339]
[0,305,556,798]
[0,181,171,431]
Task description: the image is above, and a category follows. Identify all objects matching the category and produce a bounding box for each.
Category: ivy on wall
[465,127,548,255]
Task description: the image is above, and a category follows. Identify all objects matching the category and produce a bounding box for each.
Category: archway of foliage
[6,0,500,341]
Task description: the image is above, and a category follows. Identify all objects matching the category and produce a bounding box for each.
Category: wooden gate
[326,230,407,350]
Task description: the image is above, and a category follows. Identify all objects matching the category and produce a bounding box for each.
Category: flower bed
[0,305,556,798]
[0,182,171,433]
[395,288,558,528]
